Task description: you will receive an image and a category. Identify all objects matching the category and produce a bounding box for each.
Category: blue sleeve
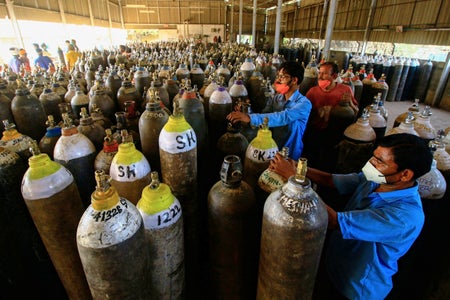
[332,173,365,195]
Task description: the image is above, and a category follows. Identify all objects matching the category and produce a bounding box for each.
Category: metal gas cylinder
[257,158,328,299]
[21,144,91,300]
[0,78,15,100]
[228,78,248,108]
[0,120,34,160]
[64,81,77,103]
[299,56,319,96]
[395,57,411,101]
[246,71,265,112]
[38,115,61,160]
[414,106,437,143]
[124,100,140,133]
[414,59,433,101]
[336,110,376,173]
[417,159,447,200]
[351,72,363,104]
[386,112,419,136]
[0,83,14,133]
[359,72,378,112]
[0,146,66,298]
[39,87,62,124]
[243,117,278,189]
[328,96,356,141]
[203,78,219,117]
[217,122,249,164]
[77,107,105,152]
[176,62,190,82]
[90,103,113,129]
[393,98,420,128]
[207,155,258,299]
[368,102,387,142]
[431,132,450,178]
[240,57,256,81]
[159,102,199,296]
[53,114,97,208]
[77,170,150,299]
[51,82,67,104]
[139,90,169,173]
[11,84,47,141]
[215,63,232,85]
[117,77,141,112]
[189,63,205,91]
[89,87,116,123]
[164,78,180,109]
[105,68,122,103]
[71,87,90,120]
[136,171,185,299]
[209,86,233,144]
[177,88,207,155]
[94,129,118,174]
[134,67,151,101]
[372,73,389,104]
[145,76,170,111]
[386,57,404,102]
[110,130,151,205]
[258,146,289,194]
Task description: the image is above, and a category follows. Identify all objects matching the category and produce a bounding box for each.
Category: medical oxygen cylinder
[159,102,198,297]
[39,87,63,124]
[133,66,150,101]
[414,59,433,101]
[177,88,207,156]
[203,78,219,118]
[176,62,190,82]
[228,78,248,108]
[21,144,91,300]
[110,130,151,205]
[257,158,328,299]
[299,56,319,96]
[393,98,420,127]
[359,72,377,113]
[77,170,150,300]
[386,58,403,102]
[190,63,205,90]
[105,68,122,104]
[216,63,232,85]
[395,57,411,101]
[217,122,249,164]
[371,73,389,104]
[89,87,116,123]
[71,87,90,120]
[402,58,420,101]
[77,107,105,152]
[90,103,113,129]
[0,120,34,160]
[0,146,66,298]
[209,86,233,145]
[94,129,119,174]
[53,114,97,208]
[417,159,446,200]
[240,57,256,81]
[146,76,170,111]
[368,101,387,142]
[414,106,437,143]
[139,89,169,173]
[351,73,363,105]
[207,155,258,299]
[243,117,278,190]
[386,112,419,136]
[39,115,61,160]
[117,77,141,112]
[258,146,289,194]
[0,83,14,133]
[336,110,376,174]
[11,84,47,141]
[136,171,185,299]
[164,78,180,109]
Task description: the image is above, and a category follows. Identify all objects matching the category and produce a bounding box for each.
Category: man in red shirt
[303,61,359,172]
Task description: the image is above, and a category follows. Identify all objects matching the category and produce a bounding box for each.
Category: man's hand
[226,111,250,124]
[269,152,296,179]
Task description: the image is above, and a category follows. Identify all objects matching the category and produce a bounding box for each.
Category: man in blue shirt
[8,47,22,74]
[226,61,312,160]
[270,133,432,300]
[34,48,53,70]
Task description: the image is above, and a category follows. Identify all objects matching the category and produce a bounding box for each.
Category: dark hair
[278,61,304,84]
[320,61,339,75]
[378,133,432,179]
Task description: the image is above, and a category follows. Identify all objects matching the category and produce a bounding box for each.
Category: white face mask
[362,161,387,184]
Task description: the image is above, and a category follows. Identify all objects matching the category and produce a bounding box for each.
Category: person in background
[303,61,359,172]
[19,49,31,72]
[64,40,71,53]
[71,39,80,52]
[65,44,81,72]
[40,43,52,58]
[269,133,432,300]
[8,47,22,74]
[226,61,311,160]
[34,48,54,71]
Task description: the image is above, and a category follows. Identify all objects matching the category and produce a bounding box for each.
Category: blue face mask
[362,161,387,184]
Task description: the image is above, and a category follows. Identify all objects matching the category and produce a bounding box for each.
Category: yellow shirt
[65,50,81,71]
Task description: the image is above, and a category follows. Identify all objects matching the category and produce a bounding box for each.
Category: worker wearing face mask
[269,133,432,300]
[226,61,312,160]
[302,61,359,172]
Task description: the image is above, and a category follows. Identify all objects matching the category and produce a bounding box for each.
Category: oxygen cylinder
[117,77,141,112]
[402,58,420,101]
[53,114,97,208]
[216,64,231,85]
[417,159,447,200]
[21,144,91,300]
[77,170,150,299]
[414,106,437,143]
[77,107,105,152]
[258,146,289,194]
[124,100,140,134]
[164,78,180,109]
[299,56,319,96]
[386,112,419,136]
[190,63,205,90]
[38,115,61,160]
[71,87,90,120]
[159,102,198,297]
[136,171,185,299]
[0,146,66,298]
[246,71,265,113]
[243,117,278,189]
[89,87,116,123]
[328,97,356,143]
[359,72,378,113]
[177,88,207,155]
[393,98,420,127]
[395,58,411,101]
[105,68,122,104]
[39,87,63,124]
[203,78,219,118]
[371,73,389,104]
[0,83,14,133]
[336,110,376,174]
[228,78,248,108]
[386,58,403,102]
[209,86,233,145]
[207,155,258,299]
[11,84,47,141]
[257,158,328,299]
[414,59,433,99]
[217,122,249,164]
[176,62,190,82]
[134,67,151,100]
[90,104,113,129]
[110,130,151,205]
[368,101,387,142]
[146,76,170,111]
[139,89,169,173]
[351,73,363,105]
[94,129,118,174]
[240,57,256,81]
